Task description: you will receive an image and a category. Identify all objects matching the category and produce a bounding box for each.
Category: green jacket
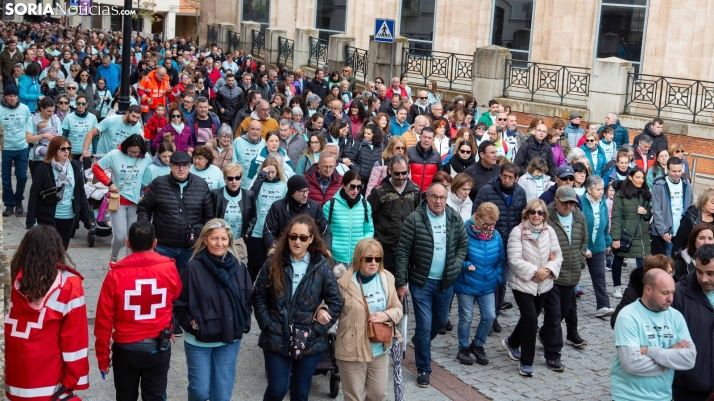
[547,203,587,287]
[611,191,651,258]
[0,47,22,78]
[477,111,496,127]
[395,201,469,289]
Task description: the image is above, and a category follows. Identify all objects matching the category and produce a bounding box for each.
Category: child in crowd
[144,104,167,154]
[33,121,54,158]
[340,80,353,105]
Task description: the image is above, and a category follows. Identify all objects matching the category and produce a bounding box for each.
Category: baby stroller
[313,324,340,398]
[83,167,113,247]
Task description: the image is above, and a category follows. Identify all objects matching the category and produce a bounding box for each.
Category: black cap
[170,151,192,164]
[4,85,18,96]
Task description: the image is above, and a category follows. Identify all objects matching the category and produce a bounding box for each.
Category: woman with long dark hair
[348,123,386,193]
[252,215,341,401]
[443,139,476,178]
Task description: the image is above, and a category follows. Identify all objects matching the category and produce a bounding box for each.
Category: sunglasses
[348,184,364,190]
[459,149,472,155]
[225,175,242,181]
[561,176,575,181]
[171,114,182,118]
[392,170,408,176]
[362,256,383,263]
[76,102,87,106]
[586,139,596,143]
[395,146,406,150]
[59,146,71,152]
[419,97,427,99]
[476,127,486,131]
[528,210,546,216]
[288,233,311,242]
[67,87,77,90]
[497,118,507,121]
[58,101,69,105]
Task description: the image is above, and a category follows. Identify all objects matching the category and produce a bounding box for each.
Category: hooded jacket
[18,74,42,112]
[547,202,587,287]
[650,176,693,237]
[367,177,421,249]
[611,188,651,258]
[453,221,504,296]
[580,143,608,176]
[153,122,194,152]
[634,122,669,155]
[513,135,557,177]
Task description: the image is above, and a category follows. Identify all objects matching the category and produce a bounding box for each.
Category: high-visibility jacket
[137,70,171,113]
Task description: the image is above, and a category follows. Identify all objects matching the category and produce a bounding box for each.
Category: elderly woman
[447,173,474,223]
[211,163,256,246]
[190,145,225,190]
[582,175,614,317]
[174,219,253,401]
[205,124,235,169]
[502,199,562,377]
[674,188,714,255]
[454,202,504,366]
[26,136,91,249]
[252,215,341,401]
[580,131,607,176]
[335,238,402,401]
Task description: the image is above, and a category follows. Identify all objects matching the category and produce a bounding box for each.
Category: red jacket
[385,85,408,99]
[634,147,655,173]
[144,114,167,140]
[305,163,342,206]
[5,267,89,400]
[94,251,181,371]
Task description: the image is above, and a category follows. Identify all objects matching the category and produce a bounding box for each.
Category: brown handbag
[358,277,393,343]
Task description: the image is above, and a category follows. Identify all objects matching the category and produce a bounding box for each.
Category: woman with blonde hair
[335,238,402,401]
[668,142,690,178]
[366,135,407,197]
[211,163,256,244]
[674,187,714,255]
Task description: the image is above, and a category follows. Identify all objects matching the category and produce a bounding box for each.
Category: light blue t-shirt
[1,103,32,151]
[61,111,98,155]
[141,163,170,188]
[557,212,574,245]
[610,300,692,401]
[190,164,225,190]
[223,188,243,239]
[587,195,601,242]
[95,114,143,155]
[427,208,447,280]
[353,273,387,357]
[707,292,714,307]
[532,174,545,198]
[574,186,586,197]
[252,180,287,238]
[291,253,310,298]
[232,135,266,189]
[53,167,75,219]
[666,177,685,234]
[97,149,151,204]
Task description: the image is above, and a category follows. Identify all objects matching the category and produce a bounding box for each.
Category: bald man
[610,269,696,401]
[237,99,279,138]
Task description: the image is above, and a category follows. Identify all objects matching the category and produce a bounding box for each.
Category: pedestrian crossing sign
[375,19,395,43]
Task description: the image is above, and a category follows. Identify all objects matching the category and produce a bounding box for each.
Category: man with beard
[82,105,143,157]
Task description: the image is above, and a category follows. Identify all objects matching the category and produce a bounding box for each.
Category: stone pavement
[2,175,631,400]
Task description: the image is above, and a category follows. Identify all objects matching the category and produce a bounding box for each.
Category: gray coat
[280,134,307,167]
[650,176,693,237]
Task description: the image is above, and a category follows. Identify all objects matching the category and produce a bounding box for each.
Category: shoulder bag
[359,277,392,343]
[108,157,138,212]
[619,198,643,253]
[170,183,203,247]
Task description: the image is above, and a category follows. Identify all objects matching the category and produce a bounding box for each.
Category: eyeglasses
[675,150,684,153]
[476,127,486,131]
[127,150,141,156]
[392,170,408,176]
[225,175,242,181]
[348,184,364,190]
[171,114,182,118]
[58,101,69,104]
[477,216,496,229]
[497,118,507,121]
[459,149,472,155]
[172,163,191,169]
[394,146,406,150]
[67,87,77,90]
[76,102,87,106]
[342,69,349,72]
[297,189,309,195]
[288,233,312,242]
[528,210,546,216]
[59,146,71,152]
[362,256,383,263]
[428,194,447,201]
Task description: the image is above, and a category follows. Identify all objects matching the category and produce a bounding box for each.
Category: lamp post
[117,0,133,113]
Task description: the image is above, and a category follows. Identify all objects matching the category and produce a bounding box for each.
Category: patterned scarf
[50,158,71,198]
[521,220,546,241]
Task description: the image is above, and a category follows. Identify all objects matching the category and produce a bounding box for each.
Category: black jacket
[137,173,214,248]
[174,250,253,344]
[252,251,341,357]
[611,267,643,330]
[26,161,90,228]
[633,122,669,155]
[442,153,475,177]
[263,196,332,249]
[513,135,557,177]
[672,272,714,394]
[673,249,696,283]
[165,66,179,87]
[464,161,501,200]
[305,78,329,102]
[210,187,257,238]
[215,84,244,125]
[472,177,527,251]
[367,177,421,250]
[673,205,707,255]
[347,139,385,184]
[233,104,254,132]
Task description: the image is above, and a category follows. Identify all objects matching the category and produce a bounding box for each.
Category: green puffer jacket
[323,193,375,265]
[611,190,651,258]
[547,203,588,287]
[395,201,469,289]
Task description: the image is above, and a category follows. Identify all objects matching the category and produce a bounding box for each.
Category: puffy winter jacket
[215,84,244,125]
[407,143,442,191]
[305,163,341,206]
[348,139,385,186]
[323,192,374,264]
[513,135,557,177]
[263,196,332,248]
[18,74,42,112]
[280,134,307,167]
[507,222,563,295]
[473,177,527,251]
[210,187,257,237]
[453,222,504,296]
[446,191,472,222]
[252,251,341,357]
[395,201,469,289]
[650,176,693,237]
[611,189,651,258]
[596,119,629,149]
[673,205,708,255]
[563,122,584,149]
[546,203,587,287]
[137,173,214,248]
[633,122,669,155]
[582,194,613,254]
[580,143,608,176]
[367,178,421,249]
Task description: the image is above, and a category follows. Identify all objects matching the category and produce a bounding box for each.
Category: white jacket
[517,173,554,202]
[447,191,472,223]
[507,223,563,295]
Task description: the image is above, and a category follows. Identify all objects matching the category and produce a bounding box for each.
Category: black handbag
[40,167,63,205]
[619,216,642,253]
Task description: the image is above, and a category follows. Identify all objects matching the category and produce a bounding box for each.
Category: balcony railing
[503,59,590,107]
[227,31,240,54]
[207,25,218,45]
[277,37,294,68]
[401,48,473,91]
[308,37,328,68]
[344,46,368,83]
[251,29,265,59]
[625,73,714,124]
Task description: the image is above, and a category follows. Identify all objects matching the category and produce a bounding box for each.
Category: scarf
[152,154,168,167]
[339,188,360,208]
[499,179,516,195]
[469,216,494,240]
[171,122,185,133]
[449,152,475,173]
[51,158,71,198]
[201,249,249,343]
[74,109,89,118]
[356,270,377,284]
[521,220,546,241]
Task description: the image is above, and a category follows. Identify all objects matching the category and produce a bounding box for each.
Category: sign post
[374,18,395,81]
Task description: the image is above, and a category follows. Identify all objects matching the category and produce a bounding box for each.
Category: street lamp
[117,0,133,113]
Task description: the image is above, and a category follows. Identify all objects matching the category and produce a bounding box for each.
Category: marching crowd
[3,19,714,401]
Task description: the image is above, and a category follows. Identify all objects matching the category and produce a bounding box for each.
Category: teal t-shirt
[0,103,31,151]
[610,300,692,401]
[427,208,447,280]
[53,167,75,219]
[707,292,714,307]
[190,164,225,190]
[557,212,574,245]
[95,114,142,155]
[61,112,98,155]
[353,273,387,357]
[97,149,151,204]
[291,253,310,298]
[223,188,243,239]
[252,180,287,238]
[141,163,170,188]
[532,174,545,198]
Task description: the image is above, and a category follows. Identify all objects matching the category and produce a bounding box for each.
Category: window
[242,0,270,27]
[400,0,436,52]
[491,0,534,61]
[596,0,647,72]
[315,0,347,41]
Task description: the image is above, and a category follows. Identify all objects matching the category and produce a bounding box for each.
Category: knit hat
[287,175,309,196]
[4,85,18,96]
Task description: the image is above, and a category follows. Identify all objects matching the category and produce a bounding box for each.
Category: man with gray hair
[633,133,655,173]
[597,112,629,149]
[324,143,349,175]
[278,119,306,166]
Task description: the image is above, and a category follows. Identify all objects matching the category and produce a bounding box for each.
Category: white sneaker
[613,286,623,298]
[595,307,614,317]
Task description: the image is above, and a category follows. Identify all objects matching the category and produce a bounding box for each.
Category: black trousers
[508,289,547,366]
[111,343,171,401]
[495,259,511,317]
[672,385,709,401]
[38,218,74,249]
[540,284,576,360]
[382,247,398,277]
[651,235,669,256]
[246,236,267,283]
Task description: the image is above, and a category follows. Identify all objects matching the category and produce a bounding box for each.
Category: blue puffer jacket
[18,74,42,112]
[323,192,375,264]
[582,194,613,254]
[580,143,608,176]
[454,221,504,296]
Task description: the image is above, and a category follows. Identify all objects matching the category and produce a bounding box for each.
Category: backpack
[327,197,369,224]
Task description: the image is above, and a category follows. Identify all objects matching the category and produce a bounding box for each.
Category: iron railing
[227,31,240,54]
[277,36,294,68]
[344,46,368,83]
[401,48,473,90]
[251,29,265,59]
[308,37,328,68]
[503,59,590,106]
[625,73,714,124]
[207,25,218,45]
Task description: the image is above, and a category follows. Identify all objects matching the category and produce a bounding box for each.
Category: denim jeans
[184,340,241,401]
[612,256,643,287]
[586,252,610,310]
[2,148,28,207]
[456,292,496,348]
[262,350,321,401]
[495,258,510,316]
[410,279,454,373]
[155,244,193,273]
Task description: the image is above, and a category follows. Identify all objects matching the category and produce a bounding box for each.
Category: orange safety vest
[137,70,171,113]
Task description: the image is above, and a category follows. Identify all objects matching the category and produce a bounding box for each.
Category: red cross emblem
[124,279,167,320]
[6,301,46,339]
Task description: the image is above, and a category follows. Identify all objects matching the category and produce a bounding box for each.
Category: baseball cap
[555,186,578,203]
[556,165,575,179]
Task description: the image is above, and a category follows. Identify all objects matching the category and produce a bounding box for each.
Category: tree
[133,0,159,24]
[184,0,201,41]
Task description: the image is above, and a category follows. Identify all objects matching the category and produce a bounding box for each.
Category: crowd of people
[3,20,714,401]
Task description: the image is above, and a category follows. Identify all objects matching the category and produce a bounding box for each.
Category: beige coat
[507,222,563,296]
[335,266,403,362]
[205,137,234,169]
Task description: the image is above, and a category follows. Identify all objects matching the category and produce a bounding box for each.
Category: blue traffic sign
[374,19,395,43]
